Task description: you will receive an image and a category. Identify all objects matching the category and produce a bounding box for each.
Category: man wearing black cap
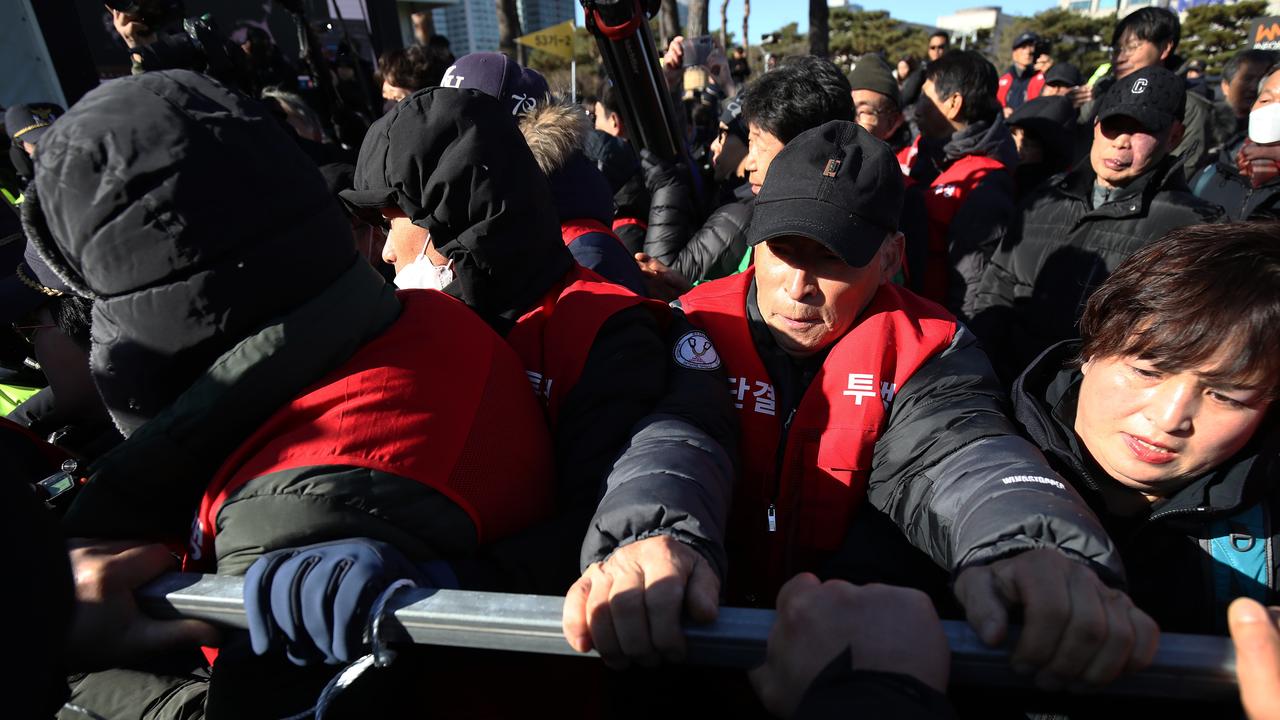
[998,31,1045,114]
[1006,94,1078,198]
[566,120,1156,698]
[972,64,1224,382]
[1084,8,1212,179]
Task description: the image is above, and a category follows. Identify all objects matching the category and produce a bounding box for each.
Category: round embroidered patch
[672,331,721,370]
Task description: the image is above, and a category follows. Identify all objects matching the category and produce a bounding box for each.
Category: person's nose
[381,237,396,266]
[784,266,818,302]
[1145,378,1198,436]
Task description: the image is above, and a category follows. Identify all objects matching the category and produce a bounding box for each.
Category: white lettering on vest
[842,373,877,405]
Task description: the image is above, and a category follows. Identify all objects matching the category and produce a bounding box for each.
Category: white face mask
[1249,102,1280,145]
[394,243,456,291]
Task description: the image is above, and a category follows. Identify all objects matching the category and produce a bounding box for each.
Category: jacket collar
[1053,153,1185,219]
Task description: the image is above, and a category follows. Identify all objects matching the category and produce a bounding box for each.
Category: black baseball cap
[1012,32,1041,49]
[5,103,64,146]
[1044,62,1083,87]
[1097,64,1185,134]
[748,120,903,268]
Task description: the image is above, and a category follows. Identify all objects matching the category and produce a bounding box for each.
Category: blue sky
[575,0,1062,39]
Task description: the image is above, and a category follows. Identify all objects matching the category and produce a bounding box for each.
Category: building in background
[936,6,1013,56]
[828,0,867,10]
[432,0,499,54]
[518,0,574,33]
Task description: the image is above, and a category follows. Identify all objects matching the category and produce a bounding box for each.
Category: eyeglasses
[12,322,54,344]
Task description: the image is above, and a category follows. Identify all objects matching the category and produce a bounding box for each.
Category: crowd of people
[1,3,1279,718]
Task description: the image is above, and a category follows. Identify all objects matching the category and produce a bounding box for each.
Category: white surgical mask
[1249,102,1280,145]
[394,242,456,291]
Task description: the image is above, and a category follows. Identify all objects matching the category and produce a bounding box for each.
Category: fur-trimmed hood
[520,100,615,226]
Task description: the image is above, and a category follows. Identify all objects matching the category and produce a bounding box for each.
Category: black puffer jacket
[585,280,1125,595]
[970,155,1224,383]
[905,115,1019,320]
[1013,342,1280,635]
[1191,136,1280,221]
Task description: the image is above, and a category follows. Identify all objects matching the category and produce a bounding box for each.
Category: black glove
[244,538,431,666]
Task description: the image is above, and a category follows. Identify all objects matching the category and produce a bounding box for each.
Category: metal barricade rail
[140,573,1239,701]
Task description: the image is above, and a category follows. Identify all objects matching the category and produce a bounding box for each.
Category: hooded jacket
[899,115,1019,320]
[519,101,647,295]
[1013,342,1280,635]
[970,155,1225,383]
[1191,135,1280,221]
[39,71,562,719]
[344,87,673,594]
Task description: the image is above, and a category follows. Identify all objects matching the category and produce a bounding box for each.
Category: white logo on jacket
[1131,78,1148,94]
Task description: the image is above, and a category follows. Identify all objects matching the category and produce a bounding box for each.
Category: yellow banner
[516,20,575,60]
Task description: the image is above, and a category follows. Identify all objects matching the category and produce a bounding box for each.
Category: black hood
[25,70,357,435]
[343,87,572,334]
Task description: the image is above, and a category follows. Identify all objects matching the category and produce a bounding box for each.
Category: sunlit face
[928,37,947,62]
[1252,70,1280,114]
[594,102,623,137]
[711,123,748,181]
[1075,351,1272,499]
[743,123,786,195]
[1113,31,1169,80]
[752,234,899,359]
[380,207,445,274]
[1090,115,1170,189]
[853,89,902,141]
[1012,43,1035,69]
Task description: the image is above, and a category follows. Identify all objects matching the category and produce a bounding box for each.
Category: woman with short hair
[1010,221,1279,635]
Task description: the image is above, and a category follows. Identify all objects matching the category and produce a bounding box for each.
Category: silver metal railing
[139,573,1240,701]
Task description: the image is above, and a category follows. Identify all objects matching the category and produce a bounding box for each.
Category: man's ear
[1221,78,1231,98]
[878,232,905,284]
[944,92,964,123]
[1159,42,1174,62]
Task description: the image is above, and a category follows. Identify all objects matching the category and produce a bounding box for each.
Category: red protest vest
[561,218,627,250]
[912,150,1009,304]
[679,269,956,604]
[997,70,1045,107]
[505,264,668,427]
[191,289,556,565]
